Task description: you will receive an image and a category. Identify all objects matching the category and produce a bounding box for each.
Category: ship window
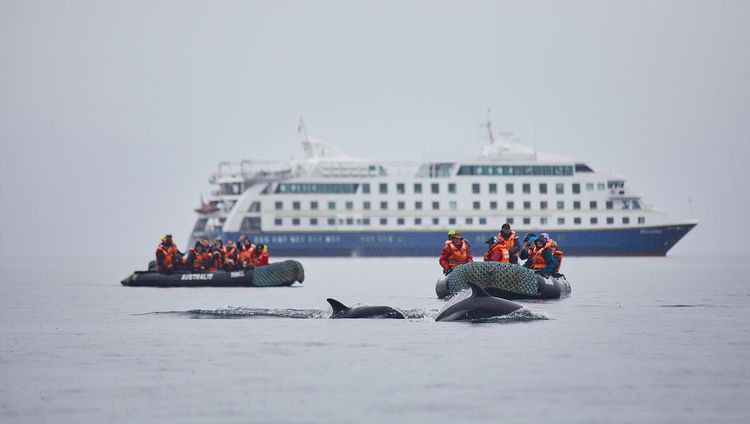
[362,183,370,194]
[490,201,497,210]
[310,218,318,226]
[380,201,388,210]
[623,217,630,224]
[346,201,353,210]
[432,201,440,210]
[590,217,598,225]
[506,183,514,194]
[328,201,336,210]
[363,218,371,225]
[573,201,581,210]
[606,201,613,210]
[363,201,371,210]
[507,218,514,225]
[557,201,564,210]
[415,201,423,210]
[380,218,387,225]
[293,201,301,210]
[607,217,614,225]
[572,183,581,194]
[590,201,597,210]
[346,218,353,225]
[397,183,405,194]
[311,201,318,210]
[449,201,457,210]
[240,217,260,231]
[466,217,473,225]
[274,218,283,226]
[507,201,514,210]
[449,218,456,225]
[414,183,422,194]
[574,217,581,225]
[539,183,547,194]
[523,201,531,210]
[556,183,564,194]
[522,183,531,194]
[415,218,422,225]
[622,201,630,210]
[633,201,641,210]
[489,183,497,194]
[379,183,388,194]
[638,216,645,224]
[328,218,336,225]
[448,183,456,194]
[193,218,208,232]
[292,218,300,226]
[575,163,593,173]
[431,183,439,194]
[479,217,487,225]
[432,218,439,225]
[472,183,480,194]
[523,217,530,225]
[338,219,344,225]
[457,165,574,176]
[276,183,358,194]
[398,201,405,210]
[586,183,594,191]
[275,201,283,210]
[541,217,548,225]
[607,180,625,189]
[597,183,605,190]
[473,201,480,210]
[557,217,565,225]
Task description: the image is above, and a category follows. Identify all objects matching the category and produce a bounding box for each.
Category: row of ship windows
[265,216,647,227]
[276,181,622,195]
[273,199,642,211]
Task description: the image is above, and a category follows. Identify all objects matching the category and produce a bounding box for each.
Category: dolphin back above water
[436,283,523,322]
[327,298,406,319]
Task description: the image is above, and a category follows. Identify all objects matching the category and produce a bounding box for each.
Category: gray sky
[1,0,748,258]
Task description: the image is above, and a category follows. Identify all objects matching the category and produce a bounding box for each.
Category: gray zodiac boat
[435,262,571,300]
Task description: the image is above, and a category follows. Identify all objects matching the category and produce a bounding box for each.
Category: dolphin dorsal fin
[326,298,349,314]
[468,283,490,298]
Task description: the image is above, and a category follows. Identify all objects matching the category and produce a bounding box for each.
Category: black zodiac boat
[435,262,571,300]
[121,260,305,287]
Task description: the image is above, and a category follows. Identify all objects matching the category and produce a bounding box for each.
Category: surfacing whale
[327,298,406,319]
[436,283,523,322]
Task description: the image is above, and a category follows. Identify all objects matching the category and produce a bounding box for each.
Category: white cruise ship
[189,126,696,256]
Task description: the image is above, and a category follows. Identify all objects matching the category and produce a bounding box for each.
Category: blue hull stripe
[191,224,696,257]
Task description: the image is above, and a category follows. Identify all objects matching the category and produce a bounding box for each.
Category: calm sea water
[1,254,749,423]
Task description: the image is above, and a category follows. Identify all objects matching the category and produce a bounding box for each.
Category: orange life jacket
[552,249,564,274]
[238,245,255,268]
[532,243,551,270]
[445,240,470,268]
[155,244,175,272]
[496,231,516,263]
[251,248,269,266]
[483,243,505,262]
[187,248,205,270]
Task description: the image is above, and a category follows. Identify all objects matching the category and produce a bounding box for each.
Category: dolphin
[327,298,406,319]
[435,283,523,322]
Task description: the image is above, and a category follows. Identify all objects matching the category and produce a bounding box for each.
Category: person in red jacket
[439,231,473,274]
[251,244,269,266]
[155,234,181,273]
[483,236,505,262]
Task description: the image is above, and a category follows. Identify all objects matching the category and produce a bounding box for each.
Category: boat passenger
[483,236,505,262]
[549,240,564,277]
[206,251,223,271]
[238,239,256,269]
[519,233,537,264]
[497,223,520,264]
[251,244,269,266]
[529,234,555,277]
[185,242,206,272]
[439,230,473,275]
[223,240,238,263]
[223,257,237,271]
[155,234,181,274]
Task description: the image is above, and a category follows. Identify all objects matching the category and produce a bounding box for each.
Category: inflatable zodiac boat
[121,260,305,287]
[435,262,571,300]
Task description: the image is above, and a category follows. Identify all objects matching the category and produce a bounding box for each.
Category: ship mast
[298,117,309,141]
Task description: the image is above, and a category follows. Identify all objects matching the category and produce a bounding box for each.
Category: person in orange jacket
[483,236,505,262]
[497,223,520,264]
[439,230,473,275]
[155,234,181,273]
[251,244,269,266]
[184,241,206,272]
[237,239,256,269]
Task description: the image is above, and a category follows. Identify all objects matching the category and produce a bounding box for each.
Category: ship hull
[191,223,696,257]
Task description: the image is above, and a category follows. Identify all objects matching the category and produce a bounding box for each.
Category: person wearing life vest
[223,240,238,264]
[251,244,269,266]
[483,236,505,262]
[497,223,520,264]
[529,234,555,277]
[237,239,256,269]
[155,234,181,274]
[206,251,223,271]
[519,233,537,265]
[439,230,473,274]
[185,241,206,272]
[549,240,564,277]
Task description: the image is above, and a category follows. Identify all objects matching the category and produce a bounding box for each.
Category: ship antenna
[485,108,496,144]
[297,117,309,141]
